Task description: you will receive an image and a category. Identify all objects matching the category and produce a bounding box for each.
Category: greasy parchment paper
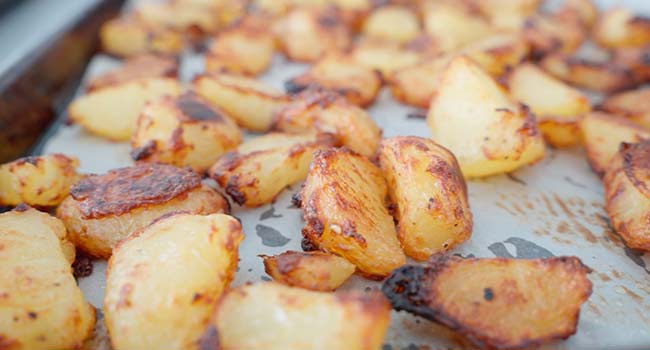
[41,1,650,349]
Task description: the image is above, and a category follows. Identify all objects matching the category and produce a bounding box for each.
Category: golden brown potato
[274,7,351,62]
[209,132,336,207]
[0,207,95,350]
[349,40,421,78]
[471,0,542,30]
[261,251,356,291]
[0,154,80,207]
[173,0,246,28]
[612,46,650,82]
[362,5,419,44]
[599,88,650,129]
[285,54,382,107]
[554,0,598,29]
[86,54,178,92]
[100,17,184,58]
[427,56,545,178]
[296,148,405,278]
[388,54,453,108]
[131,92,242,172]
[523,14,586,58]
[580,112,650,177]
[540,53,637,93]
[423,1,496,51]
[593,7,650,49]
[604,140,650,251]
[383,255,593,350]
[192,73,289,132]
[378,137,472,261]
[273,88,381,157]
[104,212,243,350]
[205,282,390,350]
[133,1,221,40]
[56,163,229,258]
[68,78,182,141]
[508,63,591,147]
[461,33,529,76]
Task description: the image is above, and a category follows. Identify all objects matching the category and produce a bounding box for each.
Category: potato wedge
[68,78,182,141]
[57,163,229,258]
[383,255,592,350]
[204,282,390,350]
[508,63,591,147]
[131,92,242,172]
[612,46,650,84]
[0,154,80,206]
[362,5,419,44]
[0,207,95,350]
[192,73,289,131]
[350,40,421,78]
[461,33,529,76]
[86,54,178,92]
[423,1,495,51]
[523,14,586,58]
[297,148,405,278]
[285,54,382,107]
[105,213,243,350]
[472,0,542,30]
[100,17,184,58]
[378,137,472,261]
[593,7,650,49]
[580,112,650,176]
[261,251,356,291]
[209,132,336,207]
[133,2,221,40]
[604,141,650,251]
[554,0,598,29]
[273,88,381,157]
[599,88,650,129]
[427,56,545,178]
[388,54,452,108]
[540,53,637,93]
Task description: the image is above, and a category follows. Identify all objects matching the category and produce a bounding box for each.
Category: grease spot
[260,206,282,221]
[256,224,290,247]
[488,237,554,259]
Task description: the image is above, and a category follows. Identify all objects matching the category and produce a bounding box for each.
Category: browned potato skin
[261,251,356,291]
[131,92,242,173]
[284,54,382,108]
[604,141,650,251]
[297,148,405,279]
[273,88,381,157]
[383,255,593,350]
[540,53,637,92]
[554,0,598,29]
[350,39,422,79]
[599,88,650,129]
[612,46,650,82]
[523,14,586,58]
[100,17,184,58]
[389,54,452,108]
[593,8,650,49]
[86,54,178,92]
[56,163,229,258]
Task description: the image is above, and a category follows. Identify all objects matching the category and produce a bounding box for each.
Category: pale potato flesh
[362,5,419,44]
[389,54,453,108]
[100,18,184,58]
[461,33,530,76]
[600,88,650,129]
[593,8,650,48]
[423,2,496,51]
[350,43,421,78]
[205,23,275,76]
[262,251,356,291]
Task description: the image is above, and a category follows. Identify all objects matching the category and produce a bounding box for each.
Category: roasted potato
[471,0,542,30]
[133,1,221,40]
[261,251,356,291]
[209,132,336,207]
[285,54,382,107]
[523,13,586,58]
[593,7,650,49]
[0,207,95,350]
[508,63,591,147]
[580,112,650,177]
[383,255,592,350]
[461,33,529,76]
[192,73,289,132]
[68,78,182,141]
[388,54,453,108]
[104,212,243,350]
[297,148,405,278]
[423,1,495,51]
[131,92,242,172]
[612,46,650,82]
[274,7,351,62]
[540,53,636,93]
[361,5,419,44]
[554,0,598,29]
[0,154,80,207]
[100,17,184,58]
[86,54,178,92]
[349,40,421,78]
[273,88,381,157]
[604,140,650,251]
[378,137,472,261]
[427,56,545,178]
[56,163,229,258]
[205,282,390,350]
[173,0,246,28]
[599,88,650,129]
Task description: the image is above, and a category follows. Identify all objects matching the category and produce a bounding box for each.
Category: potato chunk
[362,5,419,44]
[461,33,529,76]
[383,255,592,350]
[0,154,80,206]
[427,56,545,178]
[508,63,591,147]
[540,53,636,92]
[472,0,542,30]
[378,137,472,261]
[205,282,390,350]
[131,92,242,172]
[0,208,95,350]
[57,163,229,258]
[100,17,184,58]
[599,88,650,129]
[273,88,381,157]
[68,78,182,141]
[350,40,421,78]
[593,8,650,49]
[192,73,289,131]
[580,112,650,176]
[554,0,598,29]
[104,213,243,350]
[86,54,178,92]
[388,54,454,108]
[297,148,405,278]
[604,141,650,251]
[523,14,586,58]
[209,132,335,207]
[423,1,495,51]
[261,251,356,291]
[133,2,221,40]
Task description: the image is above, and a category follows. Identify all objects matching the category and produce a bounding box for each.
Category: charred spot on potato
[130,140,157,161]
[176,92,225,122]
[72,253,94,278]
[284,79,309,95]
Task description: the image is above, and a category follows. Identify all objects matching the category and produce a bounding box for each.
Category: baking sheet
[41,1,650,349]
